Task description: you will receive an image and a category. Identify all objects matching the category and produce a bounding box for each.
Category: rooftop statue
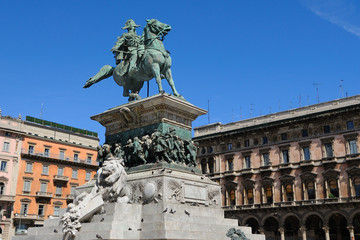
[84,19,181,101]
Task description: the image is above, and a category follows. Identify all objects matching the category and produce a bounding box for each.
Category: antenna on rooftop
[298,95,301,107]
[313,83,320,103]
[207,99,210,124]
[40,103,44,119]
[239,107,242,120]
[269,106,272,114]
[339,80,344,98]
[278,100,281,112]
[250,104,254,118]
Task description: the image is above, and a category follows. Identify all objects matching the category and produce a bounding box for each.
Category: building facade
[0,116,24,240]
[9,116,99,237]
[194,95,360,240]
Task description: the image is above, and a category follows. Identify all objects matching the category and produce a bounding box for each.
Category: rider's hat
[122,19,140,30]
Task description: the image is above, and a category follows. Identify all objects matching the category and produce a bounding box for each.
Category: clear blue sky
[1,0,359,144]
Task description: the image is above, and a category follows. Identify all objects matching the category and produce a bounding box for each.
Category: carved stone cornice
[260,176,274,186]
[322,169,340,179]
[300,172,317,182]
[279,174,295,184]
[346,166,360,178]
[343,132,358,140]
[224,181,237,190]
[242,179,255,188]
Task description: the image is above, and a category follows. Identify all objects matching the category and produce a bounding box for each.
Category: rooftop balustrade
[21,148,95,165]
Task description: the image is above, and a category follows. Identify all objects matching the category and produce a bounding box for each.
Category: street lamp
[15,213,27,234]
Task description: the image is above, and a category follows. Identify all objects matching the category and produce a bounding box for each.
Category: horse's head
[145,19,171,37]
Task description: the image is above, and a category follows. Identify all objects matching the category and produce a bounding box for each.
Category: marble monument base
[13,167,264,240]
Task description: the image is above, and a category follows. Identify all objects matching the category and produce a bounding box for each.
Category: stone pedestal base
[90,93,207,145]
[13,167,264,240]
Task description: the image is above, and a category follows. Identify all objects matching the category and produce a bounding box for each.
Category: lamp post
[14,213,27,234]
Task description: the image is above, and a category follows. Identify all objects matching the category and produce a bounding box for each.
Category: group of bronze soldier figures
[97,128,198,168]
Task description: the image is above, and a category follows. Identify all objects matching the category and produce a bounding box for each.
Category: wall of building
[194,95,360,240]
[9,118,99,238]
[0,117,24,240]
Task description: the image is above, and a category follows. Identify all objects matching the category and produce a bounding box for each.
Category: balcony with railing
[35,191,52,199]
[13,213,40,220]
[0,194,15,202]
[53,175,69,183]
[21,148,95,165]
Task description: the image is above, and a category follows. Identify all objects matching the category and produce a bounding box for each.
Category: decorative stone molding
[322,169,340,180]
[279,174,295,184]
[346,166,360,177]
[260,176,274,186]
[242,179,255,188]
[167,179,182,202]
[300,172,317,182]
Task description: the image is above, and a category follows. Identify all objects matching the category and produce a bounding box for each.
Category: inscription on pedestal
[184,183,206,203]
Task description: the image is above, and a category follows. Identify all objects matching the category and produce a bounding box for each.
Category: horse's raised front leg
[83,65,114,88]
[164,69,179,96]
[151,63,164,93]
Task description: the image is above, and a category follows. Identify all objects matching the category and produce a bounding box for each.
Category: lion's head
[97,159,127,202]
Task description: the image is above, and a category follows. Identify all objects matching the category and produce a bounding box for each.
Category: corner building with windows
[194,95,360,240]
[12,117,99,236]
[0,116,24,240]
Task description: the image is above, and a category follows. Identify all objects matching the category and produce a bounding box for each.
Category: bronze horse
[83,19,181,101]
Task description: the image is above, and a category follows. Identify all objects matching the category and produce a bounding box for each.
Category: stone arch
[283,215,301,238]
[305,214,325,239]
[262,216,280,239]
[261,214,280,227]
[302,211,324,225]
[327,212,350,240]
[280,212,301,226]
[324,210,350,225]
[241,215,261,226]
[350,209,360,222]
[244,217,260,234]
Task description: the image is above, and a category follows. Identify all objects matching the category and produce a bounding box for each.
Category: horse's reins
[145,25,168,45]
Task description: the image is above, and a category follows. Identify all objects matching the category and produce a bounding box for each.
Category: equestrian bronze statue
[83,19,181,101]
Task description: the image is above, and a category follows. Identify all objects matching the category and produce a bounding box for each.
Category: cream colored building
[194,95,360,240]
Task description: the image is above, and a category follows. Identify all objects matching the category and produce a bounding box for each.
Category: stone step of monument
[140,212,237,225]
[141,204,227,218]
[26,225,63,235]
[43,218,61,227]
[12,232,64,240]
[134,229,233,240]
[141,222,240,233]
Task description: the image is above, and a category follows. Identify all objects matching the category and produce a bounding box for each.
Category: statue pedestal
[15,167,264,240]
[91,93,207,145]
